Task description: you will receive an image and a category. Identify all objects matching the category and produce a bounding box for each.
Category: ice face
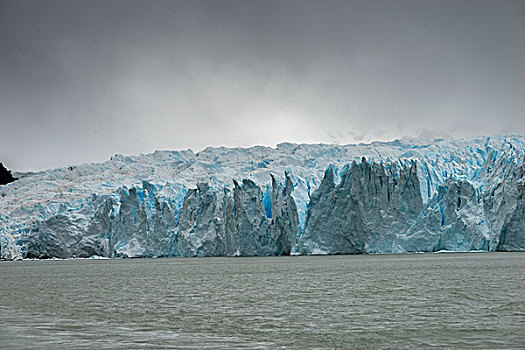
[1,135,524,260]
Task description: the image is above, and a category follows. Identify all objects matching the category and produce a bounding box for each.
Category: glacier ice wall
[1,135,525,260]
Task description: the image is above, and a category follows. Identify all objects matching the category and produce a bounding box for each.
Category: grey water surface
[1,253,524,349]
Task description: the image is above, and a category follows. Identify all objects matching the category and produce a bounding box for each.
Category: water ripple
[1,252,524,349]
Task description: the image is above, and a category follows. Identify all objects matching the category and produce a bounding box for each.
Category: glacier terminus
[1,135,525,260]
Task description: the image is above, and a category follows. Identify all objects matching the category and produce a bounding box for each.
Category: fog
[1,0,524,170]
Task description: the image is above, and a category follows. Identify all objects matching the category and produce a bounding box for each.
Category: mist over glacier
[1,134,525,260]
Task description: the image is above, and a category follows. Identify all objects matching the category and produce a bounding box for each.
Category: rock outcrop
[0,163,16,185]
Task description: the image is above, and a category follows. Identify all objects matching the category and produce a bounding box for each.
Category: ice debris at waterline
[1,135,525,260]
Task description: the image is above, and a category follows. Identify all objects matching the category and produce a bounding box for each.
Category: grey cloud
[1,0,524,170]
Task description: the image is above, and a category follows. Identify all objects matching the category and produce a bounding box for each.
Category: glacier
[1,135,525,260]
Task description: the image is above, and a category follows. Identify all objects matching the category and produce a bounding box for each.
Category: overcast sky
[1,0,524,171]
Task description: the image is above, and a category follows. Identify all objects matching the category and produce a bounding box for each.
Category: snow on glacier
[1,134,524,259]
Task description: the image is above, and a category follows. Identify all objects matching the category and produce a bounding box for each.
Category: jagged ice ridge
[1,135,525,260]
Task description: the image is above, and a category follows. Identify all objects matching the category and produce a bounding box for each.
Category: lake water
[1,253,524,349]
